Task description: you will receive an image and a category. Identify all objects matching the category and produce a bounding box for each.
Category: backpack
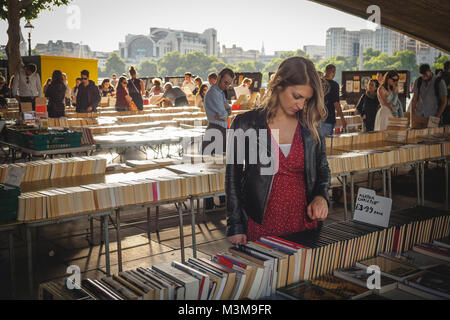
[416,75,443,102]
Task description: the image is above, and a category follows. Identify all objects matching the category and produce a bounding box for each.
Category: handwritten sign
[353,188,392,228]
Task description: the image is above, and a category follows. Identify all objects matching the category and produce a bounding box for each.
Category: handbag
[128,99,138,111]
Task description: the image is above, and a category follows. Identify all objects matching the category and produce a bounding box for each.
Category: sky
[0,0,377,54]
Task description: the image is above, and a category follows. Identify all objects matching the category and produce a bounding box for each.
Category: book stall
[38,206,450,300]
[1,90,449,302]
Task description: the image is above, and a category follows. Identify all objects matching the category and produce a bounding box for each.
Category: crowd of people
[1,59,448,128]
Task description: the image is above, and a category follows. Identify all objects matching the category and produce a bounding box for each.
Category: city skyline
[0,0,378,55]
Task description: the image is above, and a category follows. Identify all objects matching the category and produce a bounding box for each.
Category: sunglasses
[81,77,88,80]
[392,78,399,82]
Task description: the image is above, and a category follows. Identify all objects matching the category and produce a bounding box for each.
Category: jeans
[319,122,335,137]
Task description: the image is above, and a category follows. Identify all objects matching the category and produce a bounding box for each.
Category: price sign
[353,187,392,228]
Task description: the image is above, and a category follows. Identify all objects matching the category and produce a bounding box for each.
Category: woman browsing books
[226,57,331,245]
[115,76,134,111]
[374,71,404,131]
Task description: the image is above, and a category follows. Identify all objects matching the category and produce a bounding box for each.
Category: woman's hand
[307,196,328,221]
[227,234,247,246]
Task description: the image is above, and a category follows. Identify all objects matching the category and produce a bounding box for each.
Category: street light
[24,21,34,56]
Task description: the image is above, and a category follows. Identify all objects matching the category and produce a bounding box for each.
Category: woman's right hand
[227,234,247,246]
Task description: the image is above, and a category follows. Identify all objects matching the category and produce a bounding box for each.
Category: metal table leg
[388,169,392,199]
[89,217,94,245]
[116,209,123,273]
[190,199,197,258]
[342,175,348,220]
[26,227,33,297]
[146,207,151,240]
[445,159,448,211]
[178,202,185,263]
[415,163,420,205]
[382,169,387,197]
[350,174,355,214]
[155,206,160,234]
[9,231,16,298]
[104,214,110,276]
[421,161,425,206]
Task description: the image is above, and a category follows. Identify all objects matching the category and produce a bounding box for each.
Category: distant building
[326,26,446,66]
[220,44,260,65]
[303,45,325,62]
[119,27,219,64]
[326,27,361,60]
[34,40,93,58]
[374,27,404,56]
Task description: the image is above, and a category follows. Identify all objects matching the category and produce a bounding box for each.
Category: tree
[138,59,158,77]
[279,49,309,59]
[157,51,183,77]
[104,52,126,77]
[235,60,265,73]
[433,54,449,72]
[0,0,72,75]
[362,49,419,79]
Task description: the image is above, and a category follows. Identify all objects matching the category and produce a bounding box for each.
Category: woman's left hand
[307,196,328,221]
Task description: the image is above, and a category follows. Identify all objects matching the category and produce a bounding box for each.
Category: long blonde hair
[260,56,327,144]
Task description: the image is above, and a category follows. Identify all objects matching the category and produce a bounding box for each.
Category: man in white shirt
[12,64,42,111]
[182,72,195,93]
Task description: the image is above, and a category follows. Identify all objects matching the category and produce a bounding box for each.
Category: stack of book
[386,117,409,143]
[15,166,228,221]
[0,156,107,183]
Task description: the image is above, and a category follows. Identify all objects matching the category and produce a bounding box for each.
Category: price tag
[5,166,25,187]
[353,187,392,228]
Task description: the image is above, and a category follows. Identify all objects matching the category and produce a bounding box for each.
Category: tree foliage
[433,54,449,72]
[104,52,126,77]
[362,49,419,79]
[235,60,265,73]
[138,59,158,77]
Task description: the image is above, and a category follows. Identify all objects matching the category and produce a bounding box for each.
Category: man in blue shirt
[203,68,235,210]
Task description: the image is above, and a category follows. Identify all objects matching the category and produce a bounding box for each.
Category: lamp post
[24,21,34,56]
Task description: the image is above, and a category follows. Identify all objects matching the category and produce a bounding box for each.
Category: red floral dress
[247,124,317,242]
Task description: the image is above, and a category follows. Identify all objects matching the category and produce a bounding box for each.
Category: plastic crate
[0,183,21,222]
[21,130,82,150]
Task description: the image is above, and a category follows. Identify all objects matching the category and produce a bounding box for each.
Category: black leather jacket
[226,108,331,237]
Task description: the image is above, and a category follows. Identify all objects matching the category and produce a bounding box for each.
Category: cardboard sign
[21,102,33,112]
[5,166,25,187]
[353,187,392,228]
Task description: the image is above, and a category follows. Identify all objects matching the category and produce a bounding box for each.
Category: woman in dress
[374,71,403,131]
[127,66,145,110]
[226,56,330,245]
